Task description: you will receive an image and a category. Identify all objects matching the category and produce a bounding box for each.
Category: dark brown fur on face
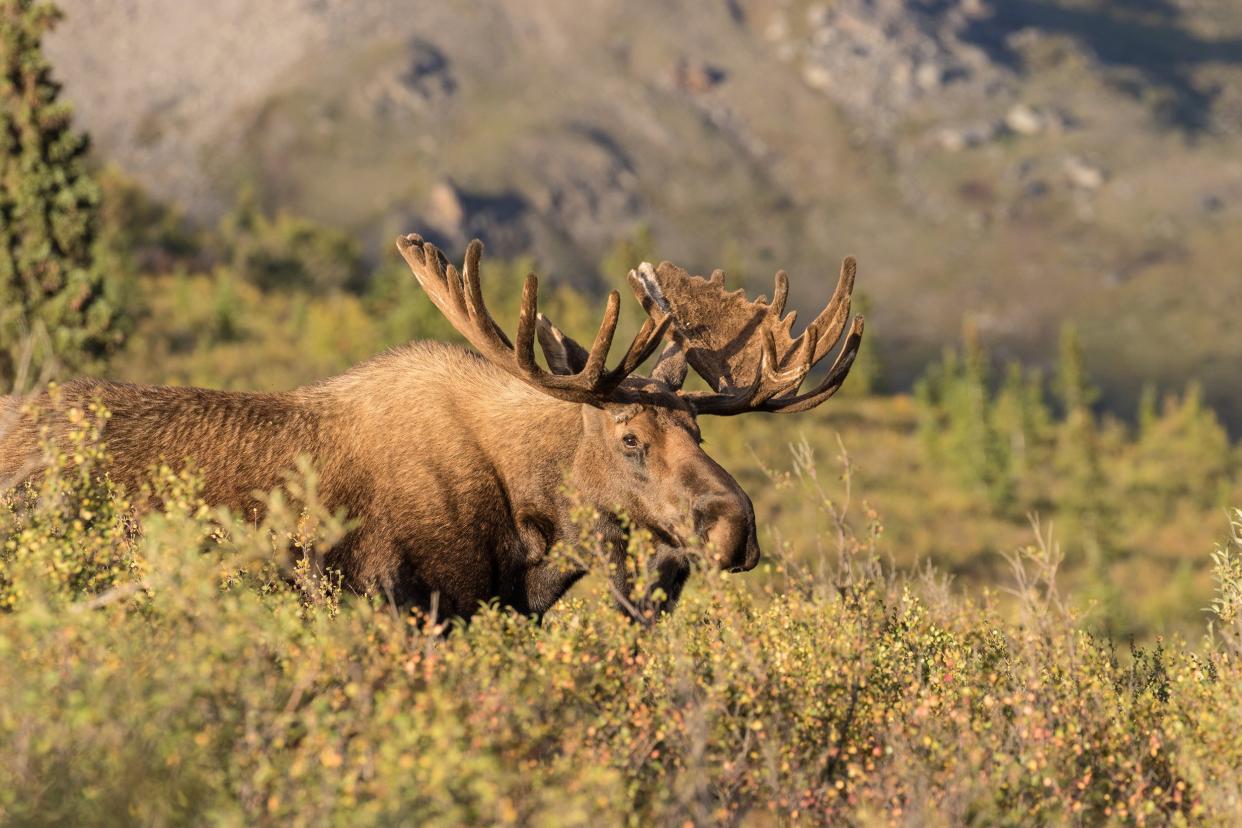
[0,234,862,621]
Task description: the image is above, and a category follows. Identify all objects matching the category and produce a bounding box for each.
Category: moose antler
[628,257,864,415]
[396,234,671,406]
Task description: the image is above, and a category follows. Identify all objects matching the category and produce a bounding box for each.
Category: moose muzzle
[694,490,761,573]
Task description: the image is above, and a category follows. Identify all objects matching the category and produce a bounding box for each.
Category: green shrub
[914,327,1018,512]
[220,190,363,295]
[2,422,1242,825]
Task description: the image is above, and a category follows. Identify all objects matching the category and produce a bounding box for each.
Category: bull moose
[0,234,863,619]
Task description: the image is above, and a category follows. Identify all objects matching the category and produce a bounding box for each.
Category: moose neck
[473,385,586,529]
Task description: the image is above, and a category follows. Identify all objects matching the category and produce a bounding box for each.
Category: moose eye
[622,434,640,450]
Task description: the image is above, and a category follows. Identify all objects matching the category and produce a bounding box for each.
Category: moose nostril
[691,497,728,534]
[691,505,710,533]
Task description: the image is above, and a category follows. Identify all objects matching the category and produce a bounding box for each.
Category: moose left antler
[396,234,672,405]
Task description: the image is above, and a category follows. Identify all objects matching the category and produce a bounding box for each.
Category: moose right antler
[628,257,865,415]
[396,234,671,405]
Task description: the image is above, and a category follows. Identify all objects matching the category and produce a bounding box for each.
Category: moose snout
[693,493,761,573]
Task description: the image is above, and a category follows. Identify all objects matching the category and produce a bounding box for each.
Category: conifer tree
[1136,382,1158,437]
[1054,323,1098,416]
[915,324,1014,511]
[1050,323,1116,572]
[993,361,1052,482]
[0,0,125,382]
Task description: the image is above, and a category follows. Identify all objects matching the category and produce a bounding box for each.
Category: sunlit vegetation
[3,413,1242,824]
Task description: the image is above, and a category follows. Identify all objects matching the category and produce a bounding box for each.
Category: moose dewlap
[0,233,864,620]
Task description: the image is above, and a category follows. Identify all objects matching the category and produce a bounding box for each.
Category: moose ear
[535,313,590,375]
[650,338,689,390]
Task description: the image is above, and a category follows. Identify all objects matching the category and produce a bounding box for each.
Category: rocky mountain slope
[45,0,1242,420]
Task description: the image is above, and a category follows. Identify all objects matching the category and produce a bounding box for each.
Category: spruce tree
[0,0,125,383]
[914,325,1014,512]
[1053,323,1098,415]
[1050,323,1116,575]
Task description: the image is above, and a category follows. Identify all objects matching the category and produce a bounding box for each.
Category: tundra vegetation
[2,178,1242,828]
[6,3,1242,824]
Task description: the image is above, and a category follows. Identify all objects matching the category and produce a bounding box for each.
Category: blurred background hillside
[5,0,1242,640]
[46,0,1242,421]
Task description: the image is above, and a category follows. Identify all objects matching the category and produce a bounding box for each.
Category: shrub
[220,190,364,295]
[1206,510,1242,658]
[914,327,1017,512]
[2,422,1242,825]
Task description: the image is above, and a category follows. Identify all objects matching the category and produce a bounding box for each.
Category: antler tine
[445,262,465,309]
[759,321,819,403]
[757,316,864,413]
[689,322,815,412]
[685,317,862,415]
[515,273,540,375]
[461,238,483,318]
[535,312,590,374]
[742,328,786,407]
[580,291,621,386]
[680,353,769,416]
[640,252,864,416]
[802,256,856,362]
[604,314,673,387]
[770,270,789,318]
[397,233,663,407]
[460,238,513,349]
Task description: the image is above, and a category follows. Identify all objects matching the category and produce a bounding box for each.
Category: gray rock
[803,63,833,91]
[1005,104,1046,136]
[793,0,1010,134]
[1200,194,1225,213]
[365,38,456,119]
[1063,156,1106,190]
[805,3,831,29]
[936,122,996,151]
[916,62,943,91]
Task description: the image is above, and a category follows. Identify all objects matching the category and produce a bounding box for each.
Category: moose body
[0,234,864,620]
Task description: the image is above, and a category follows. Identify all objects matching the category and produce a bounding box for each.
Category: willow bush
[1,407,1242,826]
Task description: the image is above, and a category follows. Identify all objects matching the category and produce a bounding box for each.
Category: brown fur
[0,341,759,619]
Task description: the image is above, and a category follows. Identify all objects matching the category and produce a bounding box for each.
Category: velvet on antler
[398,233,864,416]
[627,258,864,415]
[397,234,670,406]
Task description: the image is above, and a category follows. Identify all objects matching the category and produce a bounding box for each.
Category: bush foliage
[2,420,1242,826]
